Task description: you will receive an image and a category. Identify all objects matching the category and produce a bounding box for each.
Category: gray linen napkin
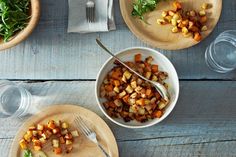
[68,0,116,33]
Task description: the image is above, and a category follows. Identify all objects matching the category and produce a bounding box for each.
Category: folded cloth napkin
[68,0,116,33]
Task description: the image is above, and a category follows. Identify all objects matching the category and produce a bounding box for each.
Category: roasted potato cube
[121,75,127,83]
[164,15,172,23]
[173,1,182,10]
[201,3,208,10]
[145,71,152,79]
[47,120,56,130]
[52,139,60,148]
[138,107,146,115]
[201,25,208,31]
[32,130,38,136]
[194,32,202,41]
[113,80,120,87]
[61,122,69,129]
[55,120,61,127]
[171,19,177,26]
[152,75,158,82]
[37,124,44,131]
[162,11,168,17]
[158,101,167,109]
[157,19,166,25]
[71,130,79,137]
[66,140,73,145]
[199,10,206,16]
[123,71,132,80]
[125,85,133,94]
[34,145,42,151]
[39,137,46,144]
[182,27,188,34]
[119,90,126,98]
[136,99,145,106]
[131,81,137,89]
[19,139,27,150]
[130,92,137,99]
[52,127,60,134]
[173,13,181,20]
[135,86,143,93]
[53,147,62,154]
[65,133,73,140]
[113,86,120,93]
[172,26,179,33]
[114,99,123,107]
[28,126,36,130]
[144,99,151,105]
[145,89,152,96]
[128,98,136,105]
[24,133,32,142]
[168,10,175,16]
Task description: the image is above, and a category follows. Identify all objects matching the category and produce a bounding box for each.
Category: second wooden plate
[9,105,119,157]
[120,0,222,50]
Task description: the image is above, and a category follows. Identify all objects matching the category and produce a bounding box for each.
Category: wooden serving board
[9,105,119,157]
[120,0,222,50]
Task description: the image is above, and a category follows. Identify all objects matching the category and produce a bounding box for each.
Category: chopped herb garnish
[24,149,33,157]
[131,0,161,21]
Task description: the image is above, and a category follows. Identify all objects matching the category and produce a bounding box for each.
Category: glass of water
[0,80,32,118]
[205,30,236,73]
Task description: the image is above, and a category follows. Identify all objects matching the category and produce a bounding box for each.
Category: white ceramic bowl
[95,47,179,128]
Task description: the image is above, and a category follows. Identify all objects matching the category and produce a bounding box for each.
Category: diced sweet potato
[151,65,158,73]
[134,54,142,62]
[53,147,62,154]
[153,110,163,118]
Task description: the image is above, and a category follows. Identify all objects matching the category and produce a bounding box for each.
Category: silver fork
[86,0,95,23]
[74,116,110,157]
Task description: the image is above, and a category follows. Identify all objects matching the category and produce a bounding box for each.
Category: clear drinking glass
[205,30,236,73]
[0,80,32,118]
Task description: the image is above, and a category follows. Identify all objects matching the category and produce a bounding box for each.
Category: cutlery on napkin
[68,0,116,33]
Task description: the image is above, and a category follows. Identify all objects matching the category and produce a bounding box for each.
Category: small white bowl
[95,47,179,129]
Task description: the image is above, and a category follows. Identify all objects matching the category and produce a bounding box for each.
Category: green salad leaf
[131,0,161,21]
[0,0,30,42]
[24,149,33,157]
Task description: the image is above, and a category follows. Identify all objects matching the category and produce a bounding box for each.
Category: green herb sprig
[24,149,33,157]
[0,0,30,42]
[131,0,161,21]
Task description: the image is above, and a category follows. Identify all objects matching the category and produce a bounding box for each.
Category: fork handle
[98,143,110,157]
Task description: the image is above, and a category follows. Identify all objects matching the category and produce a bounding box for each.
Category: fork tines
[86,1,95,23]
[74,115,92,136]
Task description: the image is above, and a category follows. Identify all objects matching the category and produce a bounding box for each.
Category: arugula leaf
[24,149,33,157]
[0,0,30,42]
[131,0,161,21]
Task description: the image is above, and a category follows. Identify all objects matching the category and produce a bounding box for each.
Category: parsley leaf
[24,149,33,157]
[131,0,161,21]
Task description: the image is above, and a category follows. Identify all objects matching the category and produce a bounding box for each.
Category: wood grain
[0,0,235,79]
[0,81,235,157]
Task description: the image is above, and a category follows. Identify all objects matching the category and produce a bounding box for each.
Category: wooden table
[0,1,236,156]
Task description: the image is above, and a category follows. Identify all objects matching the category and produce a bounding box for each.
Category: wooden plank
[0,0,235,80]
[1,137,236,157]
[0,81,235,143]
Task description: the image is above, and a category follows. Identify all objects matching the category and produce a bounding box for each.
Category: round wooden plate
[9,105,119,157]
[120,0,222,50]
